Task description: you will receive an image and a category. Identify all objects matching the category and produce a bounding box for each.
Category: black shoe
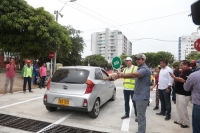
[181,125,189,128]
[174,101,176,104]
[29,91,33,93]
[156,112,165,116]
[135,118,138,122]
[153,106,159,110]
[174,121,182,125]
[121,115,129,119]
[165,116,171,120]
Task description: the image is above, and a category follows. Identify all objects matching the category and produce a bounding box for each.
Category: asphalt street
[0,80,192,133]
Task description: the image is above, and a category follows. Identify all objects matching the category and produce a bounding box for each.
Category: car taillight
[83,99,88,107]
[85,80,95,94]
[44,95,47,102]
[47,78,52,90]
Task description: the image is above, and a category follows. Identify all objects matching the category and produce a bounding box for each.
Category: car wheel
[46,106,57,112]
[110,89,116,101]
[89,99,100,118]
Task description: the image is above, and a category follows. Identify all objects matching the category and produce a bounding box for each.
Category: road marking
[121,100,132,132]
[0,96,43,109]
[121,98,152,132]
[36,112,74,133]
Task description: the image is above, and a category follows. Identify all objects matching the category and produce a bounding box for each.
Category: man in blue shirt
[33,63,39,85]
[113,53,151,133]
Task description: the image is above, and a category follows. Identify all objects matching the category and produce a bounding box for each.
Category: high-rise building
[178,32,199,61]
[91,28,132,63]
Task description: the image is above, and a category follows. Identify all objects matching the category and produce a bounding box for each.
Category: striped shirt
[184,70,200,105]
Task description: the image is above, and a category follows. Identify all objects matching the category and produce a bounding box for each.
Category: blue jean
[123,90,137,117]
[172,86,176,101]
[33,73,38,85]
[192,104,200,133]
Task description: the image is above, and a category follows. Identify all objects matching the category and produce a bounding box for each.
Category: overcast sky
[25,0,199,59]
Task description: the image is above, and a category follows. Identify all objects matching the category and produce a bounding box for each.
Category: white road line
[121,98,153,132]
[36,112,74,133]
[0,96,43,109]
[150,98,152,103]
[121,100,132,132]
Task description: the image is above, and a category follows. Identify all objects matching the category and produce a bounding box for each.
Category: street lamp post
[53,0,76,73]
[88,58,90,66]
[185,50,188,60]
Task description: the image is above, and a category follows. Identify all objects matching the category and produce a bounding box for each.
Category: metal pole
[53,0,76,72]
[88,58,90,66]
[50,59,52,77]
[185,50,187,60]
[53,11,58,74]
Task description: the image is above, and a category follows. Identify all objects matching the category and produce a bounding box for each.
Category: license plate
[58,98,69,106]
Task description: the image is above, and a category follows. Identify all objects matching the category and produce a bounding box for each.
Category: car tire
[89,99,100,118]
[46,106,57,112]
[110,89,116,101]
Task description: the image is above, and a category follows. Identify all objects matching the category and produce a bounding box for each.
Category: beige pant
[4,78,14,93]
[176,94,190,126]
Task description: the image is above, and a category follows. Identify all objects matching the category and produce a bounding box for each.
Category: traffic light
[191,1,200,25]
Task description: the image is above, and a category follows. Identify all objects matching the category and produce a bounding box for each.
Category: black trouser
[23,77,32,92]
[159,89,171,117]
[39,76,46,88]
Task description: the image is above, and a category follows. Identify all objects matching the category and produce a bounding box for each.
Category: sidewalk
[0,72,38,94]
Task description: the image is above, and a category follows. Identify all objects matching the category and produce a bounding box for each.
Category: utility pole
[185,50,187,60]
[53,0,77,73]
[88,57,90,66]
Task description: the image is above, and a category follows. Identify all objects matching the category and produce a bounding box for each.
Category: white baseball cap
[125,57,132,61]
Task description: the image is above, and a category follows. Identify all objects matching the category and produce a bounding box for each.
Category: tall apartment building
[91,28,132,63]
[178,32,199,61]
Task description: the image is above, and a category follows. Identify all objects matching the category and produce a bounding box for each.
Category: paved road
[0,80,192,133]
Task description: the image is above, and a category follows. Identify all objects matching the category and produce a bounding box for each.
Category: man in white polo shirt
[156,59,174,120]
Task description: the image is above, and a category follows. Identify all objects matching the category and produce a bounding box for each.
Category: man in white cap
[120,57,138,122]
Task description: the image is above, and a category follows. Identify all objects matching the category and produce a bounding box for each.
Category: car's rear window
[52,69,89,84]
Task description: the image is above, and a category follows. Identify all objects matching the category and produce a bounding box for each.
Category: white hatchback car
[43,66,116,118]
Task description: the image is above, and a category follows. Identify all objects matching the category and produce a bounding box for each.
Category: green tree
[83,55,108,67]
[57,26,85,66]
[143,52,157,67]
[154,51,174,66]
[0,0,71,59]
[120,53,128,66]
[172,61,180,68]
[186,52,200,61]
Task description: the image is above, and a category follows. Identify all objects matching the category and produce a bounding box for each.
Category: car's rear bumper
[44,102,88,112]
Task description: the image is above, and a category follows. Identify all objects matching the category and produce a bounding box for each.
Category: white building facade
[91,28,132,63]
[178,32,200,61]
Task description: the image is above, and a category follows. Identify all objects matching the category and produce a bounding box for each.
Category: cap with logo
[135,53,146,60]
[125,57,132,61]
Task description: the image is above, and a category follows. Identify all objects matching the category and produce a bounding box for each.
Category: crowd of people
[3,59,47,94]
[106,54,200,133]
